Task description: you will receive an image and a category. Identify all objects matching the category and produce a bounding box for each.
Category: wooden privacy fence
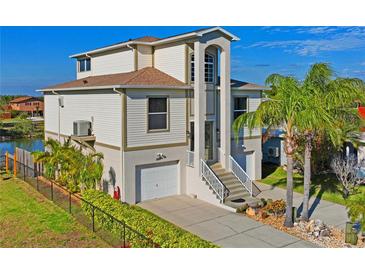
[4,147,43,177]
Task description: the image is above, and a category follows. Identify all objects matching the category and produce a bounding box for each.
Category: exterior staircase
[210,162,261,209]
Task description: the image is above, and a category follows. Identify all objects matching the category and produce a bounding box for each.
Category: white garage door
[137,162,178,202]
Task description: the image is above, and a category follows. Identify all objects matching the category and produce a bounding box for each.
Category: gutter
[37,84,193,93]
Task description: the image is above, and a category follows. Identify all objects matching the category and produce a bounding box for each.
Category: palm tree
[297,64,365,220]
[233,74,303,227]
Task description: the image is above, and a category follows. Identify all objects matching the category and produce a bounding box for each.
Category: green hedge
[82,190,217,248]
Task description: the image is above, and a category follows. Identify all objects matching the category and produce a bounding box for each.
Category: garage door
[137,161,178,202]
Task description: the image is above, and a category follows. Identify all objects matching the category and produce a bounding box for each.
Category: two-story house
[9,96,44,117]
[39,27,267,210]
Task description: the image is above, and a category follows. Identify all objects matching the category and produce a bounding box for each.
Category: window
[148,97,168,131]
[78,58,91,72]
[233,97,247,120]
[190,53,215,83]
[204,54,214,82]
[25,102,31,106]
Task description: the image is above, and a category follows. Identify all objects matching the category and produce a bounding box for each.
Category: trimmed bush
[82,190,217,248]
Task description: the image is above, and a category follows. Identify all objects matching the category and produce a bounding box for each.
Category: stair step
[218,172,237,181]
[210,163,222,170]
[227,192,251,201]
[226,184,245,192]
[212,168,227,175]
[221,177,240,185]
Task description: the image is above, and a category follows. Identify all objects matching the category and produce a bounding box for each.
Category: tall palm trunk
[284,154,294,227]
[302,136,312,221]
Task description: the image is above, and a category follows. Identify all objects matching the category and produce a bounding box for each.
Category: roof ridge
[124,67,152,84]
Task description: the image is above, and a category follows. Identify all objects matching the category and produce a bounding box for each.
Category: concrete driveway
[139,195,318,248]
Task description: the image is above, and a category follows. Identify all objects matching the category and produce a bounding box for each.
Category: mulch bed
[241,213,365,248]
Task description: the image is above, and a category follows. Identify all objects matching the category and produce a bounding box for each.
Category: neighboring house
[9,96,44,116]
[39,27,268,209]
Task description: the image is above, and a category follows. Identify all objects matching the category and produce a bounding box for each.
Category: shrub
[264,199,286,217]
[346,194,365,233]
[82,190,217,248]
[236,203,249,213]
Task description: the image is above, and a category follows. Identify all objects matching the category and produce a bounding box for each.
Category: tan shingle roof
[42,67,188,90]
[10,96,33,103]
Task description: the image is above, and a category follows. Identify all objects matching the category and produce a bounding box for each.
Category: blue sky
[1,26,364,96]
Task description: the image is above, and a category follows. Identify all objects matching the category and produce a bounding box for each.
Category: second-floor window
[78,58,91,72]
[148,97,168,131]
[233,97,247,120]
[190,53,215,83]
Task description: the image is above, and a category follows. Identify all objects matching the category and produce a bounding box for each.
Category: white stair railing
[201,160,229,203]
[229,155,253,197]
[186,150,194,167]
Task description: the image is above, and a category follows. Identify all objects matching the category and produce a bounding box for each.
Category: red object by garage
[113,186,120,200]
[358,106,365,119]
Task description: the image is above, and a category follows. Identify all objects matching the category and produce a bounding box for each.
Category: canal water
[0,138,44,156]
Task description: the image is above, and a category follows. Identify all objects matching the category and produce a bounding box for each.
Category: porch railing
[229,155,253,197]
[201,159,229,203]
[186,150,194,167]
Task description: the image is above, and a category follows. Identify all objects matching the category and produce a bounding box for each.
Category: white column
[220,46,231,169]
[193,41,206,175]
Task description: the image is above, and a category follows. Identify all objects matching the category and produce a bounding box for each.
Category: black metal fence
[0,155,156,248]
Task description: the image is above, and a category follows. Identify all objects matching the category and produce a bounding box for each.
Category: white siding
[154,43,186,82]
[44,95,59,133]
[76,48,134,79]
[44,90,122,147]
[126,89,186,148]
[137,45,153,69]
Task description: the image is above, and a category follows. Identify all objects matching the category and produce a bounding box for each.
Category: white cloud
[248,27,365,56]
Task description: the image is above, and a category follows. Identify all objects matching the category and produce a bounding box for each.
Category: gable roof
[10,96,34,103]
[70,27,239,58]
[39,67,191,91]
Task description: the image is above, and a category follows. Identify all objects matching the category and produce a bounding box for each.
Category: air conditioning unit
[268,146,280,157]
[73,120,91,137]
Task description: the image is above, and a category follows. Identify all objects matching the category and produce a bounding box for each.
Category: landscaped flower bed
[236,199,365,248]
[82,190,217,248]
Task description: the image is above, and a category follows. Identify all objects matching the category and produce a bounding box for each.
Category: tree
[233,74,303,227]
[297,63,365,220]
[331,154,363,198]
[33,138,104,192]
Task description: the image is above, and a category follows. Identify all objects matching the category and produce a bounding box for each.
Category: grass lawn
[261,164,365,206]
[0,176,109,247]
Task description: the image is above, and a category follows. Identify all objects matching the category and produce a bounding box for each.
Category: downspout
[51,90,61,142]
[112,88,125,202]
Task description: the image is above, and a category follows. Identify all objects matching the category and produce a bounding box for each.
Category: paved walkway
[255,182,349,230]
[139,195,318,248]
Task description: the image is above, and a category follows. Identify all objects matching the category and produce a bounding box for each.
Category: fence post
[36,166,39,191]
[69,191,71,213]
[51,180,54,200]
[5,151,8,173]
[92,206,95,232]
[23,150,26,180]
[14,148,17,177]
